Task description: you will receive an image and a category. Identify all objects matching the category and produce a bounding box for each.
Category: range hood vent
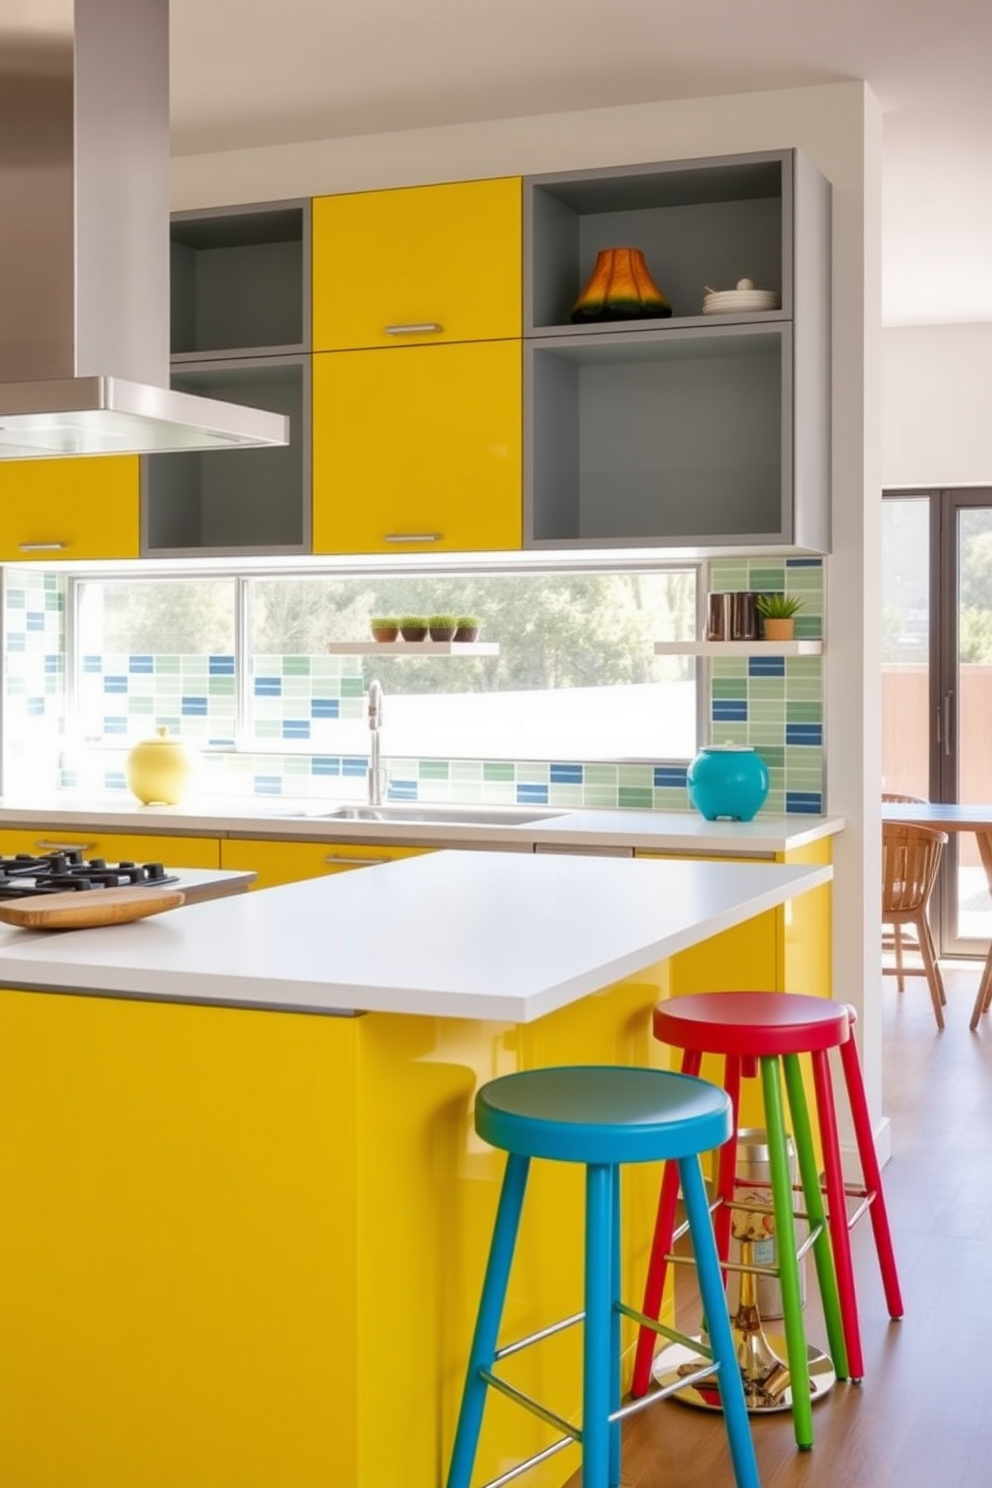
[0,0,288,459]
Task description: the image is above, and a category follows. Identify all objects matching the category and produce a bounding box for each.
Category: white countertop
[0,795,845,856]
[0,849,831,1022]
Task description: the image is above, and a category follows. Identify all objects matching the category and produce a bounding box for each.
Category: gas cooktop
[0,849,180,900]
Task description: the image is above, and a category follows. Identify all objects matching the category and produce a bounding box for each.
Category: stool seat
[477,1064,732,1164]
[446,1065,760,1488]
[654,991,850,1057]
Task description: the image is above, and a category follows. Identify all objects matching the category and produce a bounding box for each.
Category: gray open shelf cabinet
[523,149,831,551]
[142,201,311,557]
[169,201,310,360]
[141,356,311,557]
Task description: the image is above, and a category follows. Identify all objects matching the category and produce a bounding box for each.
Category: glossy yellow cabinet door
[221,837,429,889]
[312,340,521,554]
[0,828,220,869]
[312,177,522,351]
[0,457,140,561]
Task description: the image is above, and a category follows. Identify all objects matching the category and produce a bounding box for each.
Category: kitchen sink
[292,805,567,827]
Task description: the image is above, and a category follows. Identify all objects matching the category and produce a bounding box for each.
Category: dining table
[881,800,992,1029]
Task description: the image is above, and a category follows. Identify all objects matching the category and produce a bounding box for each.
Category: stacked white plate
[702,287,781,315]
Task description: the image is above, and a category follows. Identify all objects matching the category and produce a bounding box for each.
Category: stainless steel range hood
[0,0,288,459]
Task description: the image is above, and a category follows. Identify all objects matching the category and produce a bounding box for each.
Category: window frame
[65,558,706,764]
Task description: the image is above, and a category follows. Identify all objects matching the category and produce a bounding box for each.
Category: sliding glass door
[882,489,992,956]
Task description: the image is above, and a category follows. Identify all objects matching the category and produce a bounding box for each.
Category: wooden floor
[567,965,992,1488]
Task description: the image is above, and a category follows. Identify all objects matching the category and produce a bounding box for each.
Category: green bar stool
[445,1065,761,1488]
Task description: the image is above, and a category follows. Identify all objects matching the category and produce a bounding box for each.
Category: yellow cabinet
[312,340,522,554]
[0,457,140,561]
[221,836,429,889]
[0,828,220,870]
[312,177,522,351]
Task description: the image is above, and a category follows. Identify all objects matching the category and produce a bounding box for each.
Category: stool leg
[760,1055,814,1449]
[585,1162,615,1488]
[782,1052,850,1382]
[446,1152,530,1488]
[609,1166,622,1488]
[804,1049,862,1380]
[712,1056,743,1270]
[631,1049,703,1397]
[838,1034,904,1318]
[679,1154,760,1488]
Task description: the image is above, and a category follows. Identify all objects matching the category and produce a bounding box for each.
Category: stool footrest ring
[480,1369,581,1445]
[615,1298,717,1361]
[469,1431,574,1488]
[493,1310,583,1363]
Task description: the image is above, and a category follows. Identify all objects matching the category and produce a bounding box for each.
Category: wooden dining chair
[881,821,948,1030]
[969,831,992,1031]
[881,795,928,967]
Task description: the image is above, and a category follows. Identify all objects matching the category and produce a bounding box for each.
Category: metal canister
[706,591,733,640]
[726,1127,807,1319]
[730,591,758,640]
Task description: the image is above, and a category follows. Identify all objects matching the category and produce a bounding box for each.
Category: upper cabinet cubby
[169,201,310,360]
[522,149,831,553]
[526,154,786,335]
[142,356,311,557]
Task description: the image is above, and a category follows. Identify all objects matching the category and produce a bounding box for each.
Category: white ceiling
[5,0,992,325]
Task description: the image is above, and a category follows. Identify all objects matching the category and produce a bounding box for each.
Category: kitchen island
[0,850,830,1488]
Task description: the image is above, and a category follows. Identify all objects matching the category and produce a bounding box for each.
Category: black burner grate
[0,849,180,899]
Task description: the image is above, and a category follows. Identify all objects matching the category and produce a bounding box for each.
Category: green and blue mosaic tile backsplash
[2,559,824,814]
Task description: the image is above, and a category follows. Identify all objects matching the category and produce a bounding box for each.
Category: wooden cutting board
[0,885,186,930]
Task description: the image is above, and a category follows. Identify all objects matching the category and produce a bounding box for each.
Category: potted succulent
[370,615,400,643]
[755,592,805,642]
[453,614,481,642]
[398,614,429,641]
[427,613,459,641]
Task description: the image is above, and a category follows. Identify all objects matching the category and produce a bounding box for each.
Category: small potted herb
[755,592,805,642]
[398,614,429,642]
[453,615,481,642]
[370,616,400,643]
[427,613,459,642]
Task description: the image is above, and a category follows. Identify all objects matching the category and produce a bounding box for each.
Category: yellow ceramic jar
[125,728,194,806]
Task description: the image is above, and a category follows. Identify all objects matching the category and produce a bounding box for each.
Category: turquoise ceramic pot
[687,745,770,822]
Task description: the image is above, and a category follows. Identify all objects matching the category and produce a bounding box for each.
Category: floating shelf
[654,640,823,657]
[327,641,500,656]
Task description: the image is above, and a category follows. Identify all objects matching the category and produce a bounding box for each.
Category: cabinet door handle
[384,322,444,335]
[323,853,394,867]
[34,839,96,852]
[383,533,443,544]
[18,542,69,552]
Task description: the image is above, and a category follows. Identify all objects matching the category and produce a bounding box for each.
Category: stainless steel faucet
[367,678,385,806]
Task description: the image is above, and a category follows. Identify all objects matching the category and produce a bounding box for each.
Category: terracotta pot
[762,617,795,642]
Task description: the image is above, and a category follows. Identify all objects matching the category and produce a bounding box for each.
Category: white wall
[882,322,992,489]
[173,81,884,1132]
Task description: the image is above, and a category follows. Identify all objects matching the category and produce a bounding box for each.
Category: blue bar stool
[446,1065,761,1488]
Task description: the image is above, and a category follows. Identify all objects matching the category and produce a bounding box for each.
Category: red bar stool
[630,992,903,1449]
